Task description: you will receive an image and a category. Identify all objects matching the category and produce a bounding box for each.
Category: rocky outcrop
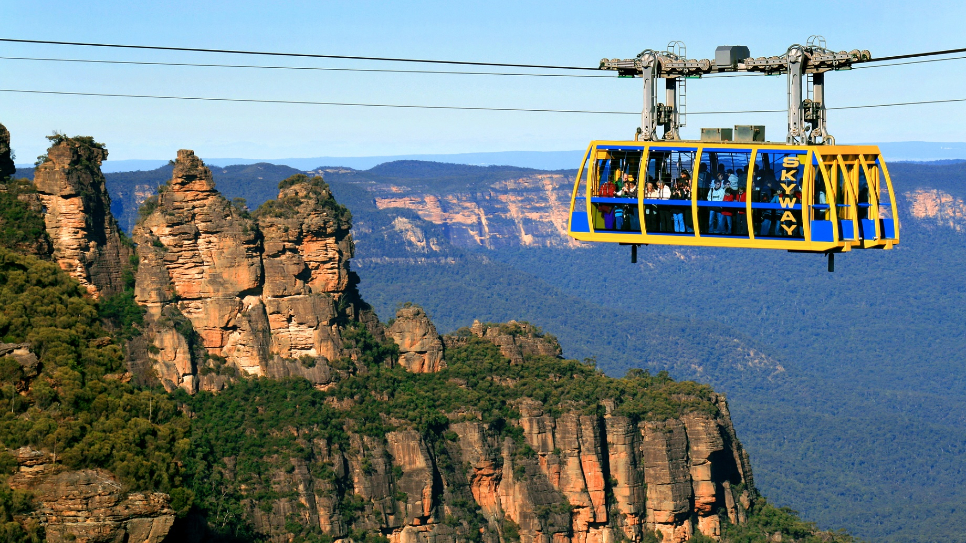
[225,325,755,543]
[32,136,132,298]
[7,447,174,543]
[0,122,15,179]
[133,153,374,392]
[387,306,445,372]
[0,342,40,385]
[445,320,563,364]
[905,188,966,232]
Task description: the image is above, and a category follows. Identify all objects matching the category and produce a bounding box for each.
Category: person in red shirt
[598,177,616,229]
[721,188,735,235]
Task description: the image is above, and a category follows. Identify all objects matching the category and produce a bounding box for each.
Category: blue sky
[2,0,965,162]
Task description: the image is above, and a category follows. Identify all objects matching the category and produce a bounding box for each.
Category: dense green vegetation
[0,248,190,490]
[719,500,855,543]
[0,178,49,256]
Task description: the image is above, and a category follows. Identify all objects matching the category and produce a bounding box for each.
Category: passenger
[735,184,748,236]
[697,163,711,232]
[707,174,726,234]
[657,179,673,233]
[721,188,735,234]
[728,170,740,188]
[644,180,659,233]
[598,176,617,230]
[617,175,639,231]
[672,170,691,233]
[762,190,782,236]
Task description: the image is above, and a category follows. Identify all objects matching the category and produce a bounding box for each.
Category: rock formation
[133,152,374,392]
[0,122,15,179]
[216,326,755,543]
[906,187,966,232]
[387,305,445,372]
[8,447,175,543]
[32,135,132,298]
[447,319,563,364]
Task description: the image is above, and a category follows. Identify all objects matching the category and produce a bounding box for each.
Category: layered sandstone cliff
[905,188,966,232]
[219,317,755,543]
[8,447,175,543]
[369,171,579,249]
[32,135,132,298]
[133,151,375,392]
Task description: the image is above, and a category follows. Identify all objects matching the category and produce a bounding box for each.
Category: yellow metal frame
[567,140,899,253]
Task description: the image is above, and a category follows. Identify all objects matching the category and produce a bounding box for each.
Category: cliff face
[133,152,372,392]
[219,319,755,543]
[32,136,132,298]
[8,447,174,543]
[905,188,966,232]
[370,172,578,249]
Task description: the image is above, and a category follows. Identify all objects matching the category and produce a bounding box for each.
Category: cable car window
[857,162,872,219]
[574,148,591,208]
[813,159,830,221]
[752,150,806,239]
[869,160,893,220]
[697,149,751,237]
[645,148,696,235]
[835,161,853,220]
[591,148,643,232]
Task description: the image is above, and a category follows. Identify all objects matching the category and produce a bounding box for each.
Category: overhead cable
[863,46,966,63]
[1,88,964,115]
[0,55,613,78]
[2,37,965,73]
[853,54,966,69]
[0,38,600,71]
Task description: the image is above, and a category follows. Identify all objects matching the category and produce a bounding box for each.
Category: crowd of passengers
[597,163,803,236]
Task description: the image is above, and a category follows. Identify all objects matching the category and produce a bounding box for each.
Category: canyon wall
[227,319,756,543]
[7,447,174,543]
[365,171,579,249]
[132,150,377,392]
[32,136,132,298]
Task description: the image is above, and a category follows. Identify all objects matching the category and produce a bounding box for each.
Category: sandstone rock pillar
[32,135,132,298]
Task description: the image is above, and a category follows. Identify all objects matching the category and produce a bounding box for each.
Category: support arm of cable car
[600,41,871,144]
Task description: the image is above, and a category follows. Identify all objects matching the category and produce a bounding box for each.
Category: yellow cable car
[566,141,899,254]
[574,42,899,269]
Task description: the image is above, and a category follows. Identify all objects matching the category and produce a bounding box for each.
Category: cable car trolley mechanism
[566,38,898,271]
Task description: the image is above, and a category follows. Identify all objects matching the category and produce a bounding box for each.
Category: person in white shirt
[706,174,726,233]
[656,179,672,232]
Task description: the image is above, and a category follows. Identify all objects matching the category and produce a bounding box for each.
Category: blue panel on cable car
[570,212,590,233]
[839,221,855,240]
[859,219,877,239]
[810,221,834,242]
[882,219,896,239]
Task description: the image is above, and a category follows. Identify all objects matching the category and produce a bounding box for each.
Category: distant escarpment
[133,150,377,392]
[32,134,133,298]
